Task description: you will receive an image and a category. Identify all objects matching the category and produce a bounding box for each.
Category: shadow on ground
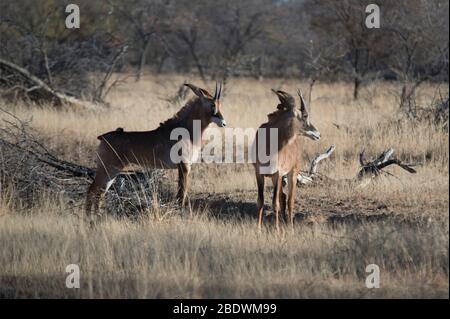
[188,190,430,228]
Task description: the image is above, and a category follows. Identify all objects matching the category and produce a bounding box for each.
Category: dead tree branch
[0,108,166,214]
[0,58,101,109]
[296,145,336,185]
[357,148,417,180]
[93,45,128,103]
[283,145,336,187]
[286,146,418,189]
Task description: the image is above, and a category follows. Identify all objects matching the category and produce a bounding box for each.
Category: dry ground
[0,75,448,298]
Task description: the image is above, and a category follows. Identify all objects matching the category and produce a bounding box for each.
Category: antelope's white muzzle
[212,116,226,127]
[306,130,321,141]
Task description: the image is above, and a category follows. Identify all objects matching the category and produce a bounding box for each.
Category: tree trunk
[190,49,206,84]
[178,30,207,84]
[156,53,168,74]
[399,82,419,116]
[353,76,361,100]
[136,37,151,82]
[353,48,360,100]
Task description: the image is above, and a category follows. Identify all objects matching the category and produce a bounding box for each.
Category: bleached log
[357,148,417,180]
[290,146,418,189]
[296,173,314,185]
[294,145,336,185]
[309,145,336,176]
[282,145,335,187]
[0,58,100,109]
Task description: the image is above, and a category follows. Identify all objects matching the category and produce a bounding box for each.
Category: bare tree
[213,1,271,81]
[305,0,393,99]
[108,0,169,81]
[0,0,448,99]
[383,0,449,115]
[0,0,128,104]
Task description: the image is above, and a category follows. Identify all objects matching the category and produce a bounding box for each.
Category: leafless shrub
[420,91,449,131]
[0,108,169,215]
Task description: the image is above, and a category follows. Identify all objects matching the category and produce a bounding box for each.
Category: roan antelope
[85,83,226,218]
[254,89,320,230]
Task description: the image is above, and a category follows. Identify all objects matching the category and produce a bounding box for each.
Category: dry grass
[0,203,447,298]
[0,74,448,298]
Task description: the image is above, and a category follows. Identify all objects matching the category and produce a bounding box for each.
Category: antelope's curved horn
[298,89,308,118]
[213,82,218,100]
[217,82,222,100]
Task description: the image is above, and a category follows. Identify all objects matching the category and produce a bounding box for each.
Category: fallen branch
[283,145,336,187]
[285,146,419,189]
[309,145,336,176]
[0,58,100,109]
[297,145,336,185]
[357,148,417,180]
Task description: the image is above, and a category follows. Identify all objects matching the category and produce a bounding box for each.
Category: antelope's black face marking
[296,89,320,141]
[207,100,225,127]
[304,122,320,140]
[211,102,218,116]
[295,112,320,141]
[200,82,225,127]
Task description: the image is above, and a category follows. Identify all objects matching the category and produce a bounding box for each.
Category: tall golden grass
[0,75,448,298]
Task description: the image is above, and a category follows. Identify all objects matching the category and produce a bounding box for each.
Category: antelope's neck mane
[158,97,199,130]
[266,107,296,124]
[264,108,299,148]
[266,109,286,122]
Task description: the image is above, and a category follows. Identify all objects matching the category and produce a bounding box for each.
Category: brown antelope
[85,83,226,217]
[254,89,320,231]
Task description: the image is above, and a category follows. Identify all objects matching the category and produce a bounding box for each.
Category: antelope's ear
[271,89,295,110]
[184,84,212,99]
[297,89,309,118]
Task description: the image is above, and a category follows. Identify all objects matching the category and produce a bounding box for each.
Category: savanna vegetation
[0,0,448,298]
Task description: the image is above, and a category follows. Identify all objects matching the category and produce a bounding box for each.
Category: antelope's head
[271,89,321,141]
[297,90,320,141]
[184,83,226,128]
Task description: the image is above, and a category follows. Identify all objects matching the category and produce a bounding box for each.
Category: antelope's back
[95,128,179,169]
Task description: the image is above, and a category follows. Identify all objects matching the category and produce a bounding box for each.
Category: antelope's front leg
[272,173,282,232]
[287,170,297,230]
[280,189,287,222]
[177,163,191,207]
[256,173,265,230]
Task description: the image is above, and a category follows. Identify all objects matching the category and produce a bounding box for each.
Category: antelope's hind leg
[280,186,287,223]
[85,163,120,225]
[273,179,287,224]
[271,173,282,232]
[256,173,265,230]
[177,163,191,208]
[287,170,297,230]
